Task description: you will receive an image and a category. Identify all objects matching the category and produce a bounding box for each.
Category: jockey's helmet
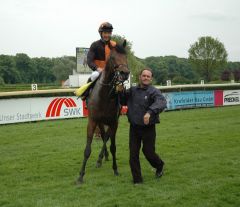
[98,22,113,33]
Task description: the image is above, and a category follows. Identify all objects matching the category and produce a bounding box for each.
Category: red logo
[46,98,77,117]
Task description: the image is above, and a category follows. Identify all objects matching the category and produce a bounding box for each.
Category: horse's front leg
[76,119,97,185]
[99,124,110,161]
[110,123,119,176]
[96,125,110,168]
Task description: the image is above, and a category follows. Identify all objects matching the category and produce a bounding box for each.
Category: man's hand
[116,84,124,92]
[143,112,151,125]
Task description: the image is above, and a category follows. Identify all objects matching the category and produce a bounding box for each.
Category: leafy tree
[221,70,231,81]
[52,56,75,83]
[226,62,240,82]
[188,36,228,82]
[227,61,240,71]
[0,55,20,84]
[142,56,199,85]
[233,69,240,82]
[32,57,55,83]
[0,76,5,85]
[15,53,35,83]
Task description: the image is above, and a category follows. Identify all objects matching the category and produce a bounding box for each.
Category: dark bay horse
[77,40,129,184]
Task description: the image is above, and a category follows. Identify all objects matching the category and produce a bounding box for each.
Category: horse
[77,40,129,184]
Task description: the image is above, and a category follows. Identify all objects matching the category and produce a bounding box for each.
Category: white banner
[0,97,84,125]
[223,90,240,106]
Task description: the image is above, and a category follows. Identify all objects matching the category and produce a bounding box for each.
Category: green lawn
[0,106,239,207]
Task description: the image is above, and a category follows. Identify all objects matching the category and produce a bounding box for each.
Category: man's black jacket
[121,85,167,126]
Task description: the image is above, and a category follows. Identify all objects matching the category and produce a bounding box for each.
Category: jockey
[87,22,116,81]
[75,22,116,99]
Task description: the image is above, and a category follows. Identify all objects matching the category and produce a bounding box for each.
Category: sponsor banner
[0,97,84,125]
[223,90,240,106]
[1,90,239,125]
[214,90,223,106]
[163,91,214,110]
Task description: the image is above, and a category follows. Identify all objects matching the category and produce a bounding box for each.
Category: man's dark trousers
[129,124,164,183]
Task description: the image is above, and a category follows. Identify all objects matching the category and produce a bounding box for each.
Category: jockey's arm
[87,42,98,71]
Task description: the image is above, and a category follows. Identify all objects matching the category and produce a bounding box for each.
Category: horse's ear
[122,39,127,48]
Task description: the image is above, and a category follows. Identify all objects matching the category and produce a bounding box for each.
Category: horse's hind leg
[77,120,97,185]
[96,125,110,168]
[110,123,119,176]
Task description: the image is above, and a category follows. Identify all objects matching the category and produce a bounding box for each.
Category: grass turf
[0,106,239,207]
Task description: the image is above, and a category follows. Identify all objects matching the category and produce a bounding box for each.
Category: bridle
[100,63,129,87]
[100,62,129,97]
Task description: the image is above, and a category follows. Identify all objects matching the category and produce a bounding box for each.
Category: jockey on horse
[75,22,116,99]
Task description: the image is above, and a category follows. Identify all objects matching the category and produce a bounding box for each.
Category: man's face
[139,70,153,86]
[102,31,112,42]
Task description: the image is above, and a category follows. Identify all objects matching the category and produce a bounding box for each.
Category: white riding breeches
[90,70,100,82]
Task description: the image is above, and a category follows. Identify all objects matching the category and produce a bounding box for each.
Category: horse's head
[107,40,130,83]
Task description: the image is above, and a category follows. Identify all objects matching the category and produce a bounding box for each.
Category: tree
[0,55,21,84]
[226,62,240,82]
[32,57,55,83]
[233,69,240,82]
[15,53,34,83]
[142,56,199,85]
[52,56,75,83]
[188,36,228,82]
[221,70,231,81]
[0,76,4,85]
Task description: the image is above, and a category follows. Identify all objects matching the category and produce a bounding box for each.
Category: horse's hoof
[114,170,119,176]
[96,161,102,168]
[75,177,83,185]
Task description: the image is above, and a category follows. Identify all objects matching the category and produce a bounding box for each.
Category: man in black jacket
[121,68,167,184]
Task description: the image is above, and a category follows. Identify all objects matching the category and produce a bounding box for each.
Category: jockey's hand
[97,68,103,72]
[143,112,151,125]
